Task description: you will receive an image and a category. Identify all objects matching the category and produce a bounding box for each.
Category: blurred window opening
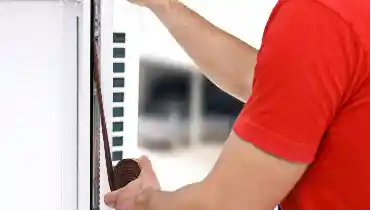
[138,58,243,150]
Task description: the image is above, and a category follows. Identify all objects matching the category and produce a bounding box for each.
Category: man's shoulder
[272,0,369,50]
[272,0,367,25]
[314,0,369,50]
[262,0,346,43]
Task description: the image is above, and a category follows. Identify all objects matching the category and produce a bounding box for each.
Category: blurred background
[138,58,243,150]
[111,0,277,191]
[137,56,243,190]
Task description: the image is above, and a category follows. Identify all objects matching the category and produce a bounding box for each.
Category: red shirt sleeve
[233,0,356,163]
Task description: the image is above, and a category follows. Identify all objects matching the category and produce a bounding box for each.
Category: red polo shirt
[233,0,370,209]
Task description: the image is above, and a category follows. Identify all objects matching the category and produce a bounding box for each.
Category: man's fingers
[104,190,120,208]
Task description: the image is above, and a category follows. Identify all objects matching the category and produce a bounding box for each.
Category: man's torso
[280,0,369,209]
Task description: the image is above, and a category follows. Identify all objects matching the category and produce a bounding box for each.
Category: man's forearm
[148,0,257,102]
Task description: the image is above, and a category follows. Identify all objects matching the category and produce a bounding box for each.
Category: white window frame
[77,0,92,209]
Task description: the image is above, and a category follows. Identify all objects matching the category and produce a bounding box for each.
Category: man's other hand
[104,156,161,209]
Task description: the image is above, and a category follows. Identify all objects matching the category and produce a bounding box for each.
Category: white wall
[0,1,79,209]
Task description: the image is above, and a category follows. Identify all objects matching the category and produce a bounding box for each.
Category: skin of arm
[146,0,258,102]
[132,132,308,210]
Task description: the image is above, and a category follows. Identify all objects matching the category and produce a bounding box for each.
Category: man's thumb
[138,155,161,189]
[138,155,153,173]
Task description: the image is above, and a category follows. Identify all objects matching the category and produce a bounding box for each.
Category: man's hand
[104,156,161,209]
